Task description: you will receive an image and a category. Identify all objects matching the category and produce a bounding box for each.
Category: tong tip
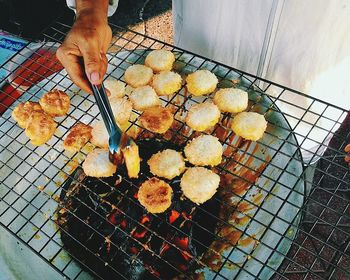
[109,150,124,166]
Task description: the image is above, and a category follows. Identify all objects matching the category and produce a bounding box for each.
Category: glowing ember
[132,229,148,239]
[140,215,150,224]
[159,243,171,256]
[169,210,180,223]
[129,247,138,254]
[180,251,192,262]
[107,211,119,225]
[120,220,127,229]
[174,236,189,251]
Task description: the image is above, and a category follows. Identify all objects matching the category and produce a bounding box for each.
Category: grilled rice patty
[145,49,175,72]
[124,64,153,88]
[90,120,109,149]
[25,110,57,146]
[82,148,117,177]
[140,106,174,134]
[152,71,182,96]
[185,101,221,132]
[63,123,92,152]
[39,89,70,117]
[184,134,223,166]
[129,85,161,111]
[147,149,186,179]
[186,69,218,96]
[12,101,43,128]
[138,177,173,213]
[231,111,267,141]
[213,88,248,113]
[104,78,126,98]
[180,167,220,204]
[109,97,132,125]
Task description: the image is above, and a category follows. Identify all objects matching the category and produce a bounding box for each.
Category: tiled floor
[110,0,173,45]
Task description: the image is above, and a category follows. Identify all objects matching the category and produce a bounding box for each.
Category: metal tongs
[91,83,134,165]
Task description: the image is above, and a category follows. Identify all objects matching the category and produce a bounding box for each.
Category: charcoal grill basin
[0,48,305,280]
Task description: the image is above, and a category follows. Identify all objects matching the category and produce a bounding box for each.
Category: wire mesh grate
[0,19,349,280]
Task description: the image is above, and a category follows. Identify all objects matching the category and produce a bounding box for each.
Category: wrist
[76,0,109,22]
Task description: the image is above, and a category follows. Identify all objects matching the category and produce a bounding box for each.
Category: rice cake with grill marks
[104,78,126,99]
[138,177,173,213]
[213,88,248,113]
[109,97,132,125]
[25,110,57,145]
[91,120,109,149]
[63,123,92,152]
[39,89,70,117]
[140,106,174,134]
[12,101,43,128]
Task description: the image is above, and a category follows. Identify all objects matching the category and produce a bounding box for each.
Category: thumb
[81,47,103,85]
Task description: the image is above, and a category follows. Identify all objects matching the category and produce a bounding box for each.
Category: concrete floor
[110,0,174,45]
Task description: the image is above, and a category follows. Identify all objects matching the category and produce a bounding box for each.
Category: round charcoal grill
[0,20,349,280]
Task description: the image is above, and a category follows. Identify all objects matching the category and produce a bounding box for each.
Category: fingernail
[89,72,100,84]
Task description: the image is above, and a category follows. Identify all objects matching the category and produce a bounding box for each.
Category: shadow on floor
[0,0,171,40]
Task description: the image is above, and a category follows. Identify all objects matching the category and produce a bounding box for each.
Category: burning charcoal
[57,138,220,279]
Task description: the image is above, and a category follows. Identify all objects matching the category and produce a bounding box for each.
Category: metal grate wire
[0,20,349,280]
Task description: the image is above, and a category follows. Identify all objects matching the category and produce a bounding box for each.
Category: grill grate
[0,20,349,280]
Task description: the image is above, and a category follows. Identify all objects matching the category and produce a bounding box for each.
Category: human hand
[57,5,111,93]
